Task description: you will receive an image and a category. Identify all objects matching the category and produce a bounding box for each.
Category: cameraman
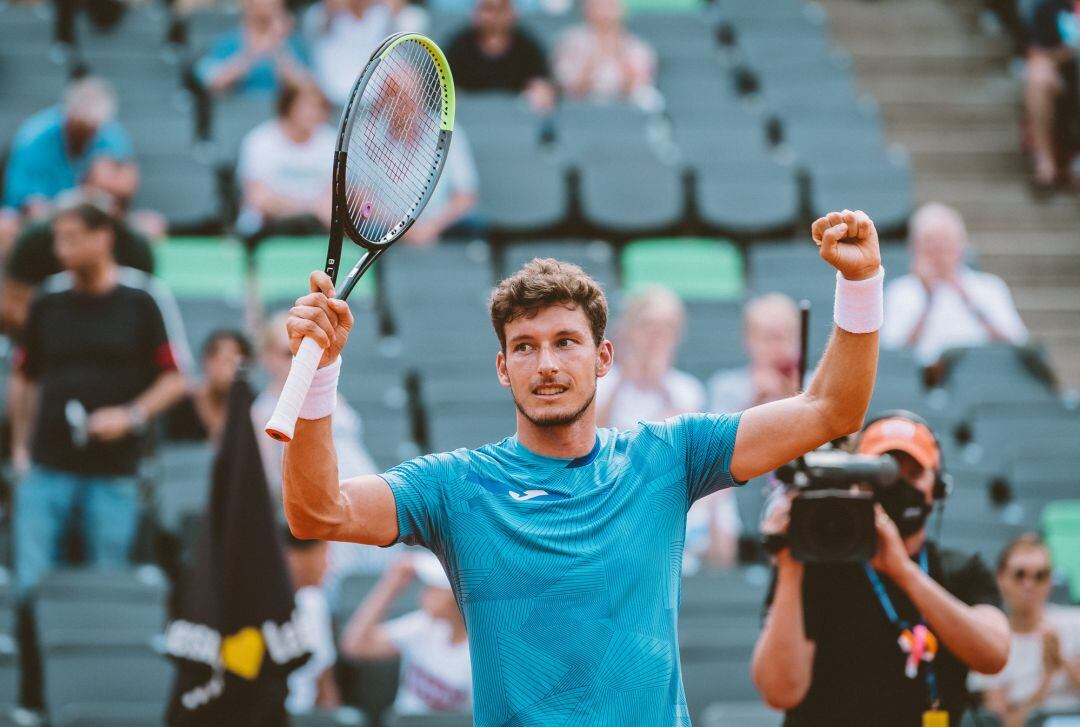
[751,413,1010,726]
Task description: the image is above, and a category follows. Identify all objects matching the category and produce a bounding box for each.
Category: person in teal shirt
[280,209,885,725]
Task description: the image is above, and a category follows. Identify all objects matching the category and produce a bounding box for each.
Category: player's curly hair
[489,258,608,351]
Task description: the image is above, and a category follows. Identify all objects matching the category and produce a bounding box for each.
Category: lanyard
[863,548,940,707]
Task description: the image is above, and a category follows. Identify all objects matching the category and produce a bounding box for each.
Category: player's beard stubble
[509,373,597,429]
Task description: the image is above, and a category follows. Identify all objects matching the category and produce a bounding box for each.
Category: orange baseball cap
[856,416,940,471]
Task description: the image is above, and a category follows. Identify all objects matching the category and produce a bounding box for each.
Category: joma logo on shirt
[509,489,549,502]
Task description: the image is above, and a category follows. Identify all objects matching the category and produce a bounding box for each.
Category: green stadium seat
[254,236,375,306]
[1043,501,1080,602]
[621,238,743,301]
[693,159,799,238]
[154,237,245,299]
[623,0,703,14]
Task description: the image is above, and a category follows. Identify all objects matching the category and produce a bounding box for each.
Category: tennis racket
[265,32,456,442]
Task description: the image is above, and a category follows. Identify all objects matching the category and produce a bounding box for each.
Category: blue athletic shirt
[380,412,743,726]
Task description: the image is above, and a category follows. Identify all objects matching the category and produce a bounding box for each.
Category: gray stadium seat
[938,346,1059,414]
[455,92,545,150]
[173,297,245,366]
[0,569,14,639]
[184,7,241,54]
[474,147,568,235]
[42,630,171,713]
[210,92,275,161]
[782,112,885,166]
[678,300,745,382]
[503,240,617,294]
[578,156,685,237]
[869,349,925,414]
[702,701,783,727]
[153,441,216,533]
[808,153,914,236]
[134,154,223,230]
[353,400,418,472]
[72,6,168,53]
[0,4,55,50]
[661,71,748,124]
[385,713,473,727]
[0,632,16,707]
[964,401,1080,472]
[53,702,166,727]
[693,159,799,237]
[38,567,168,638]
[382,242,494,312]
[681,645,759,720]
[427,400,514,452]
[555,101,656,159]
[518,11,576,50]
[292,708,367,726]
[671,115,771,164]
[0,53,70,110]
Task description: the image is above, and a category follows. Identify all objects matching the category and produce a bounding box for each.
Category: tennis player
[283,209,883,724]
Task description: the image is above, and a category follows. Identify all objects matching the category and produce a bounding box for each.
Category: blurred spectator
[340,552,472,714]
[708,293,801,413]
[2,199,154,335]
[0,78,134,255]
[194,0,308,96]
[597,285,704,429]
[166,330,253,442]
[882,202,1028,367]
[236,80,335,243]
[445,0,557,113]
[402,125,481,245]
[302,0,394,106]
[9,192,187,600]
[973,534,1080,727]
[595,286,739,570]
[1024,0,1079,190]
[552,0,657,106]
[283,529,341,714]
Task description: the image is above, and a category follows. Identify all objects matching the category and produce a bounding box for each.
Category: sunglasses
[1008,567,1051,584]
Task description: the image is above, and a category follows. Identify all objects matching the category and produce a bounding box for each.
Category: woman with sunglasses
[973,534,1080,727]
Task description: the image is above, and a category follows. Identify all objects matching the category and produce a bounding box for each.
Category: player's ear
[496,349,511,388]
[596,339,614,377]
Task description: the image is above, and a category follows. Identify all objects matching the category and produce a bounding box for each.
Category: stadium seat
[937,345,1059,415]
[474,147,568,236]
[715,0,815,25]
[209,92,276,160]
[702,701,783,727]
[0,568,14,639]
[154,237,246,298]
[681,570,769,621]
[184,7,241,53]
[503,240,618,294]
[808,152,914,236]
[621,238,742,300]
[134,155,224,231]
[53,702,167,727]
[351,400,419,471]
[71,6,168,53]
[578,156,685,238]
[964,401,1080,473]
[254,236,376,307]
[153,441,216,534]
[671,114,772,164]
[1043,501,1080,602]
[0,51,71,111]
[427,400,514,452]
[42,630,171,713]
[38,567,168,638]
[385,713,473,727]
[455,92,546,150]
[661,72,750,127]
[681,644,759,720]
[869,349,926,414]
[0,631,16,707]
[292,707,367,726]
[554,101,656,160]
[0,3,54,50]
[781,111,886,167]
[622,0,703,13]
[381,242,494,312]
[693,159,799,237]
[678,299,746,382]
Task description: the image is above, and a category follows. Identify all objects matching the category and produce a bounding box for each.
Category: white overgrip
[264,336,325,443]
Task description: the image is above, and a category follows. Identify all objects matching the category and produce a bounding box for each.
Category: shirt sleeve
[195,32,242,86]
[379,451,460,549]
[668,411,743,503]
[3,133,52,209]
[140,292,180,375]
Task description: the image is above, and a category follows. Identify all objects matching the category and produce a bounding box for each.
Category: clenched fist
[811,209,882,282]
[287,271,356,369]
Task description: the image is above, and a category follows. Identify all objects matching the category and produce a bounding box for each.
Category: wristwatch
[127,403,148,435]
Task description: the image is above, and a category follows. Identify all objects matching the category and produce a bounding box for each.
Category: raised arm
[280,271,399,545]
[730,210,881,483]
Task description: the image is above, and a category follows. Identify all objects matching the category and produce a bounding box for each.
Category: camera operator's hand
[761,487,799,565]
[870,504,911,581]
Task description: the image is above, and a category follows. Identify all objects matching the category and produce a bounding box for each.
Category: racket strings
[345,39,446,244]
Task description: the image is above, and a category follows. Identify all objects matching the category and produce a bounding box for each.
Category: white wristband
[297,355,340,421]
[834,266,884,333]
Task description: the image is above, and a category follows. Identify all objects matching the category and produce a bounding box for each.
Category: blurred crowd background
[0,0,1078,724]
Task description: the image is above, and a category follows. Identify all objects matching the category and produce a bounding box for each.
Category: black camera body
[779,450,900,563]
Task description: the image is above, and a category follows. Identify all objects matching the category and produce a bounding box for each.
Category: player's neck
[516,411,598,460]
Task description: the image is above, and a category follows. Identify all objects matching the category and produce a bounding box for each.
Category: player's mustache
[531,378,571,393]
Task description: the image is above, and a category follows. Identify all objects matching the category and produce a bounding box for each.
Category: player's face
[997,546,1052,613]
[497,304,612,428]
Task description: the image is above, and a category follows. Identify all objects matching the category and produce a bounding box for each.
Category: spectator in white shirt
[303,0,395,106]
[595,286,739,570]
[881,202,1028,367]
[340,552,472,715]
[403,124,482,246]
[235,79,336,243]
[708,292,801,414]
[283,530,341,714]
[972,534,1080,727]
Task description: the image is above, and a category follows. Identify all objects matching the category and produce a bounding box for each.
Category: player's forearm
[282,416,348,540]
[752,555,815,709]
[134,370,187,420]
[894,562,1010,674]
[803,326,878,437]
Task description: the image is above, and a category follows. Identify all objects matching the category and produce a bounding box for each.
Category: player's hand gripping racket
[265,33,455,442]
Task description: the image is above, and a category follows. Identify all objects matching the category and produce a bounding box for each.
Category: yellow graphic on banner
[220,627,265,680]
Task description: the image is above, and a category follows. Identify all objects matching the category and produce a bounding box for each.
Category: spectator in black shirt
[166,329,253,443]
[9,194,187,599]
[445,0,557,114]
[752,412,1010,727]
[1025,0,1079,190]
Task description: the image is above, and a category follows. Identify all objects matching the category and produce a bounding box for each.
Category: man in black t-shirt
[752,413,1011,727]
[1025,0,1079,189]
[445,0,557,113]
[9,196,187,599]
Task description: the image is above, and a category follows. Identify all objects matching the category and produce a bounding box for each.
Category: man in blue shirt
[280,209,885,725]
[1,77,134,253]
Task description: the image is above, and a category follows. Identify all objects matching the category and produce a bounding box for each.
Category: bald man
[881,202,1028,366]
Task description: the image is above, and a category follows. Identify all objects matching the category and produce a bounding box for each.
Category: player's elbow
[808,394,866,441]
[283,506,339,541]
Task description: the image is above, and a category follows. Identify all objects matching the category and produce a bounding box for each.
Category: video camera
[776,448,900,563]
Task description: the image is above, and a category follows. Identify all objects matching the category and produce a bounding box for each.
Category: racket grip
[265,336,325,443]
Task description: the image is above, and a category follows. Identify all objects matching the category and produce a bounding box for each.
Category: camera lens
[808,504,858,553]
